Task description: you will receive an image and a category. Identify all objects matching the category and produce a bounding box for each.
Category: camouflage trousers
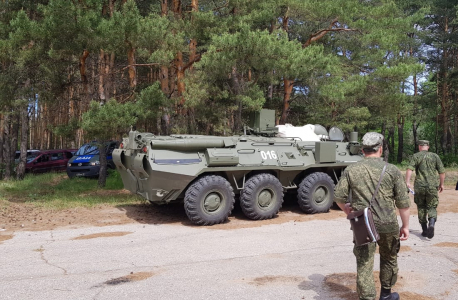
[414,184,439,223]
[353,231,400,300]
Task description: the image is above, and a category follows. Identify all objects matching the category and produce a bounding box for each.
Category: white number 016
[260,150,278,160]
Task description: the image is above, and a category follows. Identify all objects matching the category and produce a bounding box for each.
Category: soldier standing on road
[405,140,445,239]
[335,132,410,300]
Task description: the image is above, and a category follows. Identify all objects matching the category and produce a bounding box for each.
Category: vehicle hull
[113,134,361,204]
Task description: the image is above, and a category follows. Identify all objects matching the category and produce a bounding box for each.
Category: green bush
[440,153,458,168]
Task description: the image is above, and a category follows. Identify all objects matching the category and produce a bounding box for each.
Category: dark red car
[25,149,77,173]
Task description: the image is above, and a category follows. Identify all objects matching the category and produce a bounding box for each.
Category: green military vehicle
[113,109,362,225]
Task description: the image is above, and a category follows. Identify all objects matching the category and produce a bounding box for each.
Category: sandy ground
[1,185,457,238]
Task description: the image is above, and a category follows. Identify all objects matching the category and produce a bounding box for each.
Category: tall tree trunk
[454,113,457,155]
[161,0,168,16]
[435,73,439,152]
[185,0,199,133]
[412,74,418,153]
[16,103,29,180]
[108,0,115,17]
[98,49,107,102]
[10,111,19,162]
[381,121,388,161]
[0,113,4,165]
[280,9,291,125]
[409,41,419,153]
[231,66,242,133]
[172,0,181,17]
[440,17,450,154]
[280,79,293,124]
[160,0,170,135]
[3,113,11,180]
[397,114,404,164]
[440,80,449,154]
[97,142,108,188]
[79,50,90,86]
[127,45,137,88]
[176,51,185,106]
[109,52,116,97]
[387,125,395,163]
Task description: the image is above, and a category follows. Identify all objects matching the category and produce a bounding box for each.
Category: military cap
[362,132,384,150]
[418,140,429,146]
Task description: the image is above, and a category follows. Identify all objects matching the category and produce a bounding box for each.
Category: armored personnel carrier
[113,109,362,225]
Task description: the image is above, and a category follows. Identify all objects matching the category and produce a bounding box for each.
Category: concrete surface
[1,214,458,300]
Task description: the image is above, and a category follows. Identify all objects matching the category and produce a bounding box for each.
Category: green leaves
[1,0,447,156]
[82,99,138,141]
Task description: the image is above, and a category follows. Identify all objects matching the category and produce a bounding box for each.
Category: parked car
[25,149,77,173]
[15,150,40,163]
[66,141,119,178]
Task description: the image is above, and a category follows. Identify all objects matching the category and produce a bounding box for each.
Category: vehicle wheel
[184,175,235,226]
[297,172,335,214]
[240,173,284,220]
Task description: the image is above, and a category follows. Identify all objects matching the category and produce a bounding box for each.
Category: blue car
[66,141,119,178]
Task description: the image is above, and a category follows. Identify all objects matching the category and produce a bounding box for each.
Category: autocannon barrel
[150,138,227,151]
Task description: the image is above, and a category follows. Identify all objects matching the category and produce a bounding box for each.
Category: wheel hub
[204,192,222,212]
[314,187,328,203]
[258,189,273,207]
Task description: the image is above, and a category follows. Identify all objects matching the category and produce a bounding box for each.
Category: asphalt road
[1,214,458,300]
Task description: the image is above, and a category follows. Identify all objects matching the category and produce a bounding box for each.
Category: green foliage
[82,99,138,142]
[135,82,167,121]
[2,0,456,165]
[439,154,458,168]
[52,118,80,141]
[339,107,371,132]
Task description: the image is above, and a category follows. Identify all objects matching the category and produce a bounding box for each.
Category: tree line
[1,0,457,181]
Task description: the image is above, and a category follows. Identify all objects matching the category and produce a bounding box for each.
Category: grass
[0,170,144,210]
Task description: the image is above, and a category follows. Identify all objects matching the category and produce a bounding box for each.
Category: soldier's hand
[406,183,411,189]
[399,226,409,241]
[344,203,353,215]
[438,185,444,193]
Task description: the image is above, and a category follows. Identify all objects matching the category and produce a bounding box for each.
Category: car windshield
[75,144,99,156]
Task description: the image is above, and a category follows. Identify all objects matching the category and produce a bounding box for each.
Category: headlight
[68,163,71,167]
[90,161,100,166]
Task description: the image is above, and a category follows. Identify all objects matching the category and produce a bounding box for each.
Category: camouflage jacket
[407,151,445,187]
[335,157,410,233]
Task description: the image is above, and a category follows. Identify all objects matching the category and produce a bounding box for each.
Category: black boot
[421,223,428,237]
[380,288,400,300]
[427,218,436,239]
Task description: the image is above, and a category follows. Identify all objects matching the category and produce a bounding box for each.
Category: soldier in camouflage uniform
[405,140,445,239]
[335,132,410,300]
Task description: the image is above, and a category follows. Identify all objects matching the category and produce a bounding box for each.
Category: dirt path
[1,187,457,238]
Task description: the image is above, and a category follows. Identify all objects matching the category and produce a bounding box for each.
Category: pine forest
[1,0,458,180]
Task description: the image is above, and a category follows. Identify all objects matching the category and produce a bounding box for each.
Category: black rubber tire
[297,172,335,214]
[240,173,284,220]
[184,175,235,225]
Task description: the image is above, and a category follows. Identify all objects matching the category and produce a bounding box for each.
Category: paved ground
[1,208,458,300]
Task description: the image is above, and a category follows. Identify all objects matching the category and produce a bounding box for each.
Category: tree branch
[121,63,161,70]
[303,18,358,48]
[183,53,202,71]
